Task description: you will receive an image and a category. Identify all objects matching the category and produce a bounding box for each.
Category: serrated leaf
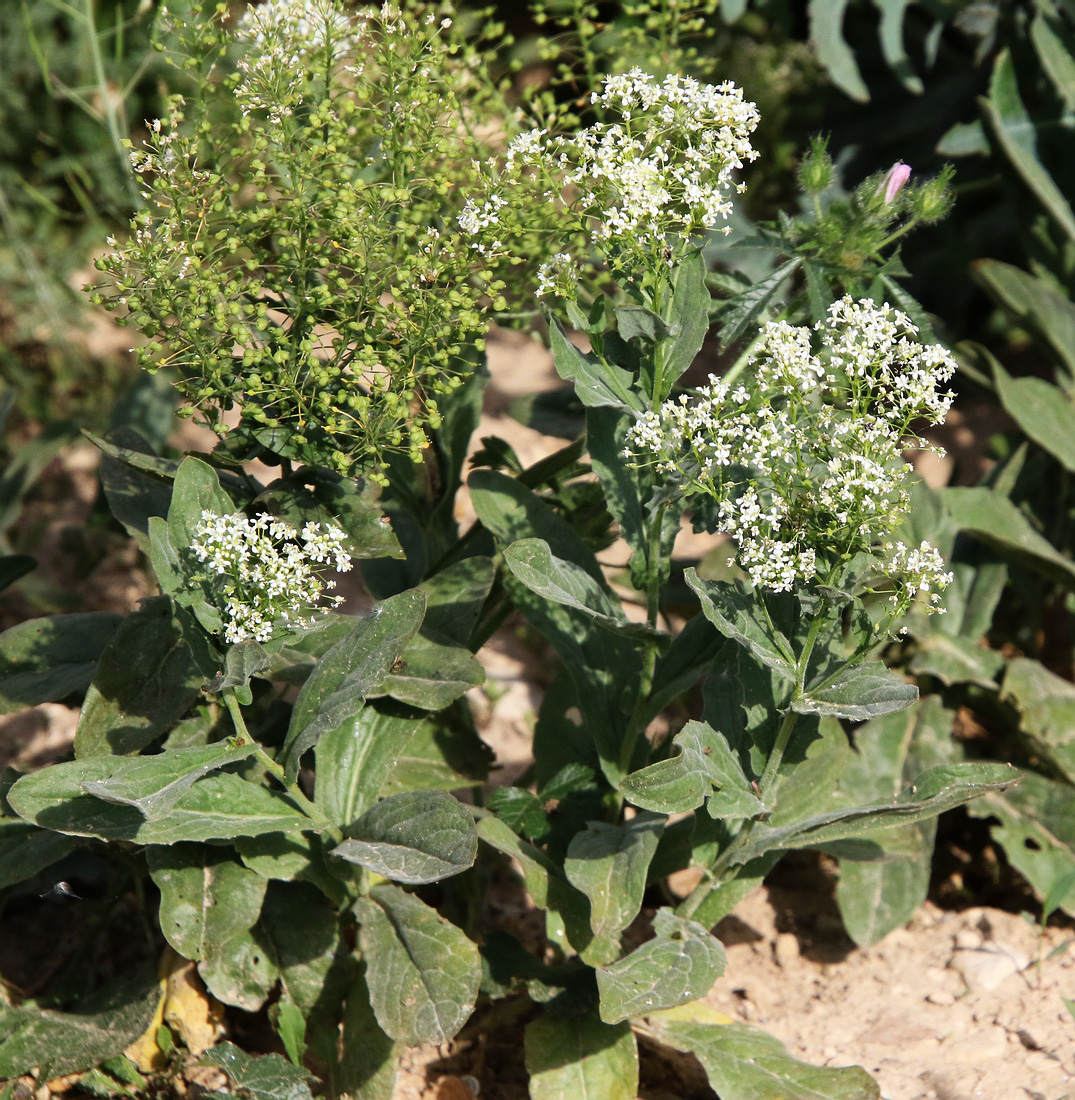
[794,661,918,721]
[76,597,205,757]
[332,790,477,883]
[564,813,664,963]
[356,884,480,1045]
[549,317,645,413]
[200,1042,316,1100]
[596,910,725,1024]
[715,258,801,348]
[282,590,426,779]
[620,720,762,817]
[525,1013,638,1100]
[0,612,123,714]
[655,1019,879,1099]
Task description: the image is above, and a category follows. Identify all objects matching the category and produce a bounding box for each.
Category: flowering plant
[0,4,1018,1099]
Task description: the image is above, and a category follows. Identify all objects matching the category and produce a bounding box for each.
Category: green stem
[223,689,343,844]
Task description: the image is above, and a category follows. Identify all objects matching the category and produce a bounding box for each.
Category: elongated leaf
[356,885,480,1045]
[967,771,1075,915]
[596,910,725,1024]
[549,318,644,413]
[663,249,711,390]
[0,612,123,714]
[1002,656,1075,783]
[982,51,1075,242]
[525,1013,638,1100]
[620,720,762,817]
[420,556,495,644]
[332,790,477,884]
[337,966,398,1100]
[794,662,918,721]
[908,631,1005,688]
[378,711,494,797]
[655,1019,879,1100]
[167,456,237,551]
[737,762,1016,863]
[877,0,921,93]
[1032,13,1075,109]
[565,813,664,964]
[995,370,1075,472]
[945,486,1075,588]
[75,742,255,819]
[9,767,310,843]
[148,845,272,1009]
[282,590,425,779]
[975,260,1075,384]
[686,572,795,678]
[94,427,174,545]
[715,258,801,348]
[0,976,160,1081]
[377,632,484,711]
[0,819,79,889]
[200,1043,316,1100]
[75,597,204,757]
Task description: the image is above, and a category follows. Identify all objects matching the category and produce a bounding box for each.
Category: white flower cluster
[233,0,364,121]
[192,510,352,644]
[626,296,956,607]
[463,69,758,271]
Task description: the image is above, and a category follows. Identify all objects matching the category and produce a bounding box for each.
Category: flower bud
[880,162,911,203]
[798,135,834,195]
[913,166,955,223]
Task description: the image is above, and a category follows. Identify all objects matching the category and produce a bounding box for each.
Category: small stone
[943,1027,1009,1063]
[950,945,1021,991]
[926,988,956,1006]
[773,933,799,966]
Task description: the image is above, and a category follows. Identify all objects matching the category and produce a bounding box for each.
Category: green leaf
[794,662,918,722]
[337,967,398,1100]
[655,1019,879,1100]
[356,884,480,1045]
[419,556,495,644]
[0,612,123,714]
[74,742,255,820]
[715,258,801,348]
[620,720,762,817]
[75,597,205,757]
[967,770,1075,915]
[663,250,711,391]
[615,305,671,344]
[549,318,645,413]
[1002,657,1075,784]
[596,910,725,1024]
[8,766,310,843]
[0,819,79,889]
[1032,13,1075,110]
[975,260,1075,385]
[945,486,1075,588]
[282,589,426,780]
[200,1042,316,1100]
[0,975,161,1081]
[167,456,237,551]
[94,427,174,545]
[908,632,1005,688]
[148,845,273,1010]
[378,711,494,797]
[738,762,1017,863]
[377,631,484,711]
[485,787,549,840]
[564,812,665,964]
[332,790,477,884]
[877,0,921,93]
[808,0,868,101]
[686,571,795,678]
[995,370,1075,472]
[982,51,1075,242]
[525,1013,638,1100]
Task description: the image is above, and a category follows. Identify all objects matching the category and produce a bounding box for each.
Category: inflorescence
[458,68,759,282]
[191,511,352,645]
[626,296,956,612]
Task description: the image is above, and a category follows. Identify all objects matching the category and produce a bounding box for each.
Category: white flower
[191,510,352,644]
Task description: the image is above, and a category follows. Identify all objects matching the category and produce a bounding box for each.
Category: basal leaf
[200,1042,316,1100]
[0,612,123,714]
[75,597,205,758]
[356,885,480,1046]
[596,910,725,1024]
[1002,656,1075,784]
[525,1013,637,1100]
[907,632,1005,688]
[282,590,425,780]
[564,812,664,963]
[655,1019,879,1100]
[332,790,477,884]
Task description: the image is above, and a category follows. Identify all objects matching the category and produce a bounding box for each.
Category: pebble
[773,932,800,966]
[949,943,1028,991]
[943,1027,1009,1063]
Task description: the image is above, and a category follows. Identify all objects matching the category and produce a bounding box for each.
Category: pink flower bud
[881,162,911,203]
